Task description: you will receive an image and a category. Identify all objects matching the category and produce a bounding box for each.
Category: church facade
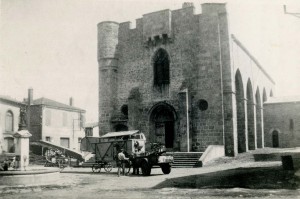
[97,3,274,156]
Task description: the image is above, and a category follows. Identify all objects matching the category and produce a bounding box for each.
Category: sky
[1,0,300,122]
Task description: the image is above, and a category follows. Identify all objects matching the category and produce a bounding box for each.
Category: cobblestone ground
[1,148,300,199]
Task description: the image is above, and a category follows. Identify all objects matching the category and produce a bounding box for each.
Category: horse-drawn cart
[81,130,173,176]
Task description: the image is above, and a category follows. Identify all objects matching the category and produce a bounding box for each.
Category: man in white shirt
[117,148,129,177]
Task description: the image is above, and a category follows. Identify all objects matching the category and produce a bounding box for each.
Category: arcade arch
[246,79,256,150]
[255,88,263,148]
[235,70,247,153]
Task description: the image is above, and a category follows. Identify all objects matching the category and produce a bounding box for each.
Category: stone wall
[264,102,300,148]
[97,3,276,155]
[98,3,229,152]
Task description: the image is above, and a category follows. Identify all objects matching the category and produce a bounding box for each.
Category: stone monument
[13,108,32,170]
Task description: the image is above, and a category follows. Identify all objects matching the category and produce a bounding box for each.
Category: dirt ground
[1,148,300,199]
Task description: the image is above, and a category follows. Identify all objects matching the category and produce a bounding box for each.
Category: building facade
[0,96,26,154]
[264,97,300,148]
[98,3,275,156]
[84,122,99,137]
[27,89,86,152]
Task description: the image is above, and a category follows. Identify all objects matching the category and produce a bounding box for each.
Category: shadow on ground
[154,166,300,189]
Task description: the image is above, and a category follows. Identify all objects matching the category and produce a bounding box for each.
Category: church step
[169,152,203,168]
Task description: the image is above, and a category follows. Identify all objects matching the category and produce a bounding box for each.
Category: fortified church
[97,3,275,157]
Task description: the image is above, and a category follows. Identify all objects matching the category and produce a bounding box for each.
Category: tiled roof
[265,96,300,104]
[33,97,85,112]
[0,95,26,106]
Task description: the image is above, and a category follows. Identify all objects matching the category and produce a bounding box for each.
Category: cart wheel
[104,163,112,172]
[58,160,66,171]
[92,164,101,173]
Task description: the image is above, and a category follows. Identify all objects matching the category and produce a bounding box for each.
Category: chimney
[28,88,33,105]
[69,97,73,106]
[182,2,194,8]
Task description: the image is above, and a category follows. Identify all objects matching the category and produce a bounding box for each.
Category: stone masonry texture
[97,3,275,156]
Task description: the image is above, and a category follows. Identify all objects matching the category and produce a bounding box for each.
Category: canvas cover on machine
[37,140,84,161]
[80,130,140,152]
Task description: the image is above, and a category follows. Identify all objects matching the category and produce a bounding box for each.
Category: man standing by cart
[117,148,129,177]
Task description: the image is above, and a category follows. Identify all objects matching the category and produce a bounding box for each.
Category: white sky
[1,0,300,122]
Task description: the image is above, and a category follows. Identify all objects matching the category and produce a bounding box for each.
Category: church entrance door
[150,103,176,149]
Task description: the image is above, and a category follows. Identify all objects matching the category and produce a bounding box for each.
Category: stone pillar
[247,103,257,150]
[260,107,265,148]
[256,106,264,148]
[13,130,32,170]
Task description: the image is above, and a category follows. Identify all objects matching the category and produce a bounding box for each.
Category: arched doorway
[235,70,247,153]
[272,130,279,148]
[149,103,176,149]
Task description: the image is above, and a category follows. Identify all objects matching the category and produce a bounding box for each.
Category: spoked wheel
[104,162,112,172]
[92,164,101,173]
[58,160,66,171]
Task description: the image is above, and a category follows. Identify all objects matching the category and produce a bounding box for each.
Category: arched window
[153,49,170,87]
[5,111,13,132]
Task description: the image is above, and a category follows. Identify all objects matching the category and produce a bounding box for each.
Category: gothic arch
[247,79,256,150]
[235,70,247,153]
[152,48,170,87]
[255,87,263,148]
[270,89,273,97]
[148,102,177,148]
[148,102,177,121]
[263,88,267,103]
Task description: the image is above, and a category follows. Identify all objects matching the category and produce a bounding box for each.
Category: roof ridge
[33,97,85,112]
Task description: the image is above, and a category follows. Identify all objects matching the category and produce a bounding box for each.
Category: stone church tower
[98,3,275,156]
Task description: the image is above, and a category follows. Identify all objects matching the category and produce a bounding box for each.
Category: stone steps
[168,152,203,168]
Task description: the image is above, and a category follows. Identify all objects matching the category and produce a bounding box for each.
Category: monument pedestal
[14,130,32,170]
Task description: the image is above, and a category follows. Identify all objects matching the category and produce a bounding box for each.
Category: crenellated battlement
[108,3,227,47]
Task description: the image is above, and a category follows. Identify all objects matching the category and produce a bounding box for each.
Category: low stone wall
[0,167,60,185]
[198,145,225,166]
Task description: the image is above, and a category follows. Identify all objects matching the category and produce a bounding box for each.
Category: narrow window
[153,48,170,87]
[5,111,13,132]
[289,119,294,131]
[121,105,128,116]
[46,136,51,142]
